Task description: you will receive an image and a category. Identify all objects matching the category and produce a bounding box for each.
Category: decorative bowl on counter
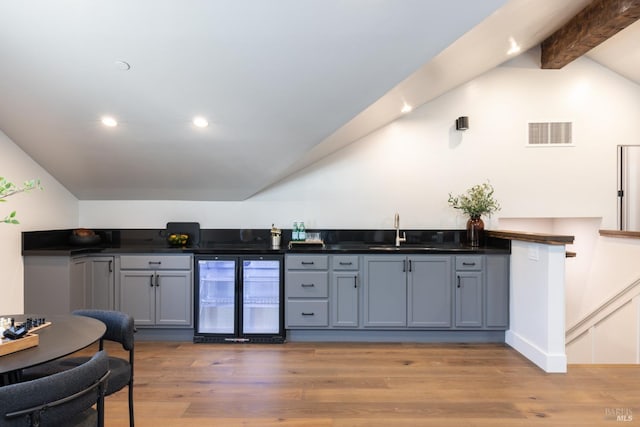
[69,228,101,246]
[168,233,189,247]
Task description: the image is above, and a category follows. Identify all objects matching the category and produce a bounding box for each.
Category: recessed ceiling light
[101,116,118,127]
[114,60,131,71]
[507,37,521,55]
[401,102,413,114]
[193,116,209,128]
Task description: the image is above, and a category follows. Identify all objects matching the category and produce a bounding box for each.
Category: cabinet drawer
[287,300,329,326]
[332,255,359,270]
[286,255,328,270]
[120,255,192,270]
[286,271,329,297]
[455,256,483,271]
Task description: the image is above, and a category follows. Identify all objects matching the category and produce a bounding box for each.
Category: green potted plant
[1,176,42,224]
[448,181,500,247]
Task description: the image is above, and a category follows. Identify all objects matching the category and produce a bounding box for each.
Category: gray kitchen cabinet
[24,256,88,315]
[485,255,509,328]
[363,256,407,327]
[119,255,192,327]
[364,255,453,328]
[407,256,452,328]
[285,254,329,327]
[455,256,483,328]
[331,255,359,327]
[85,256,115,311]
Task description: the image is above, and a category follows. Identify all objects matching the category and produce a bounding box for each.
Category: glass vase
[466,216,484,247]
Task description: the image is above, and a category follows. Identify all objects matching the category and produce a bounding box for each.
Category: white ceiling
[0,0,636,201]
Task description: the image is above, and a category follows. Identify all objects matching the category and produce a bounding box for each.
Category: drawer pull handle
[354,276,358,288]
[462,262,476,266]
[339,261,353,265]
[149,274,155,287]
[149,261,162,265]
[301,261,315,265]
[457,276,461,288]
[301,283,315,287]
[301,312,315,316]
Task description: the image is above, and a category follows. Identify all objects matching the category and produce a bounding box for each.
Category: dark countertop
[22,242,509,257]
[22,227,512,257]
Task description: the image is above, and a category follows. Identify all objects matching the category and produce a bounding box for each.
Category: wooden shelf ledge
[599,229,640,239]
[487,230,574,245]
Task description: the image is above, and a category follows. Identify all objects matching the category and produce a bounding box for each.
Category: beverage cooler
[194,255,285,343]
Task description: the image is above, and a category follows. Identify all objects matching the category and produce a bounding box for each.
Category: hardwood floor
[91,341,639,426]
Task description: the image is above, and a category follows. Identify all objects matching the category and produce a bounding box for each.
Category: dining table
[0,314,106,385]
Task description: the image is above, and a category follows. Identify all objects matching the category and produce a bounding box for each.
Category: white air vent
[528,122,572,145]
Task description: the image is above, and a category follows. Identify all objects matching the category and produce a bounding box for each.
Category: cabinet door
[88,257,115,310]
[332,271,359,327]
[120,270,155,326]
[363,256,406,327]
[455,271,482,328]
[408,256,452,328]
[485,255,509,328]
[70,258,90,312]
[156,270,193,326]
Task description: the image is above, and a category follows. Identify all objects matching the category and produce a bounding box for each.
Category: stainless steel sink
[368,245,474,252]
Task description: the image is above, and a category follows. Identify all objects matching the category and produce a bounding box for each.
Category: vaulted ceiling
[0,0,637,201]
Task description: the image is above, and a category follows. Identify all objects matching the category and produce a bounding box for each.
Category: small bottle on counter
[292,222,299,241]
[299,221,306,241]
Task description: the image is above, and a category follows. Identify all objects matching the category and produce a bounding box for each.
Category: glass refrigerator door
[242,259,280,334]
[197,259,236,334]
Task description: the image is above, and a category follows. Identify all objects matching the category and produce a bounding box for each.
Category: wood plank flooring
[89,341,639,426]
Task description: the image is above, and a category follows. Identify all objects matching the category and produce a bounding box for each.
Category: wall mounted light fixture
[455,116,469,131]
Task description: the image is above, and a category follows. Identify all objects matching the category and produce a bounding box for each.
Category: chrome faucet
[394,212,406,247]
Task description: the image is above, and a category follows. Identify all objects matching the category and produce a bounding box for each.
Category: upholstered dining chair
[22,310,135,427]
[0,350,109,427]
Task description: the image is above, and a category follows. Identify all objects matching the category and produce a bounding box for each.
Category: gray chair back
[0,350,109,427]
[72,309,135,351]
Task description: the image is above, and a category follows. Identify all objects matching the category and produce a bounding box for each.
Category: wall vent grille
[528,122,572,145]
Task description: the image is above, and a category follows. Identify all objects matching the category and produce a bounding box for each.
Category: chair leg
[97,394,105,427]
[128,381,134,427]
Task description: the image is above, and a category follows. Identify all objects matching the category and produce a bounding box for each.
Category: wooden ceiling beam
[541,0,640,69]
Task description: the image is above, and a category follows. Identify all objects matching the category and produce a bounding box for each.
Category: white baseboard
[506,330,567,373]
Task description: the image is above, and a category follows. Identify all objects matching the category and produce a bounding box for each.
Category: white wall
[0,130,78,314]
[80,50,640,232]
